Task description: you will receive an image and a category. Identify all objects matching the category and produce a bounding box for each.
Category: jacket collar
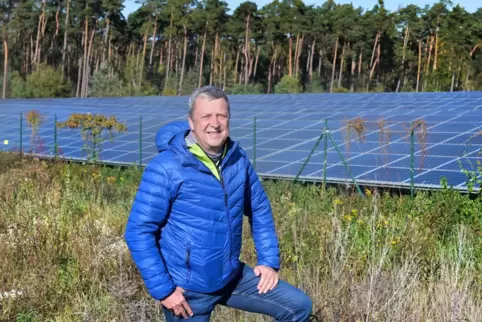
[170,130,239,174]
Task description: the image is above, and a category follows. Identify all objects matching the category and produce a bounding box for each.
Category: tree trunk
[149,18,158,68]
[49,3,60,61]
[268,46,277,94]
[330,36,338,93]
[219,50,223,85]
[358,51,362,89]
[369,31,380,71]
[248,45,255,79]
[338,39,346,88]
[62,0,71,73]
[234,48,240,84]
[198,25,207,88]
[309,38,315,81]
[83,27,95,97]
[433,17,439,71]
[396,24,409,92]
[210,46,214,85]
[416,39,422,92]
[368,43,379,84]
[350,53,356,92]
[34,0,46,67]
[244,13,251,85]
[81,18,88,97]
[222,52,227,90]
[76,56,82,97]
[2,30,8,99]
[178,24,188,95]
[215,32,220,84]
[253,46,260,80]
[294,35,299,76]
[166,6,173,84]
[425,35,434,75]
[102,17,110,66]
[288,36,292,77]
[318,49,322,77]
[141,20,150,84]
[296,34,303,77]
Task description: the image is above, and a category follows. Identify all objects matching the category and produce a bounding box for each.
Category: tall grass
[1,153,482,321]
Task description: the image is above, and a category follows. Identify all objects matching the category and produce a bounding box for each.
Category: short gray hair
[188,86,230,117]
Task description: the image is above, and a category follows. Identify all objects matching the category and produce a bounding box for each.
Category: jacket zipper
[186,242,191,281]
[216,162,234,272]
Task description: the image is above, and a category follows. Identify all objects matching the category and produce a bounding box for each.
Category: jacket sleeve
[124,156,177,301]
[244,159,280,270]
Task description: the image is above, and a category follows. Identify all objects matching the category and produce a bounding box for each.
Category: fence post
[19,112,23,156]
[410,122,415,197]
[323,119,328,189]
[54,114,58,159]
[139,116,143,169]
[253,116,256,170]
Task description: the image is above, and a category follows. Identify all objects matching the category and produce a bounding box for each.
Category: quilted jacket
[124,121,280,301]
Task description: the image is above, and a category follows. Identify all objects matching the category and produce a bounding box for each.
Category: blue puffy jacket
[124,121,280,301]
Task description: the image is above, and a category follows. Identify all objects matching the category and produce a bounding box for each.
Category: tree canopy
[0,0,481,98]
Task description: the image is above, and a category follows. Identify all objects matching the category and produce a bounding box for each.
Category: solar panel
[0,91,481,192]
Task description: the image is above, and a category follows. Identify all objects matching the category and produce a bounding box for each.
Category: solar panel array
[0,91,481,192]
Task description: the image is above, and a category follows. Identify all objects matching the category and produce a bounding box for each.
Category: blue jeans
[162,262,312,321]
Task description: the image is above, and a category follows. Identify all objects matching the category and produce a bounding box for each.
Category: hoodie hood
[155,120,190,152]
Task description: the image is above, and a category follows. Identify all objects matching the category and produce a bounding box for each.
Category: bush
[89,68,125,97]
[274,75,302,94]
[25,63,71,98]
[9,71,28,98]
[230,83,263,94]
[305,74,325,93]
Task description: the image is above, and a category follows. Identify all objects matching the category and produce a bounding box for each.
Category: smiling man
[124,86,312,321]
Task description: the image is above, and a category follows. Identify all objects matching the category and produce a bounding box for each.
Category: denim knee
[295,292,313,321]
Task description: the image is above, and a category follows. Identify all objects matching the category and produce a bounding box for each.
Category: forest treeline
[0,0,481,99]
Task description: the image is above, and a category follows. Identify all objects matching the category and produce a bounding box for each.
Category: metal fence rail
[1,111,481,196]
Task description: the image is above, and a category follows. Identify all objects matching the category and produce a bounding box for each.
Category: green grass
[1,153,482,321]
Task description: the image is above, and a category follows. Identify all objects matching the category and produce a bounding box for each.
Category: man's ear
[188,116,194,131]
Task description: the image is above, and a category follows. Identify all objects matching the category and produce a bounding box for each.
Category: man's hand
[254,265,279,294]
[161,287,193,319]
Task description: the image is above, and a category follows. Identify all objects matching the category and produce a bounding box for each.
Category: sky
[122,0,480,16]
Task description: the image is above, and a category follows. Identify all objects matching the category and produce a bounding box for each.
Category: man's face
[188,96,230,154]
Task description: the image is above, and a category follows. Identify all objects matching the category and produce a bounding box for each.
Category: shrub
[89,68,125,97]
[25,63,71,98]
[230,83,263,94]
[274,75,302,94]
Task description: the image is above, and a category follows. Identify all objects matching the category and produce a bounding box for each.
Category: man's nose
[210,115,220,127]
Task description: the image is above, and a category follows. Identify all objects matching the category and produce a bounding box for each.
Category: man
[124,86,312,321]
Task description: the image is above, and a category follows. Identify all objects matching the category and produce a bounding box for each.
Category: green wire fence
[4,111,479,197]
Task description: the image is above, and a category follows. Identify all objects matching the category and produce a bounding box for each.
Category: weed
[56,113,127,162]
[406,118,428,171]
[25,110,45,154]
[343,117,367,157]
[377,118,392,168]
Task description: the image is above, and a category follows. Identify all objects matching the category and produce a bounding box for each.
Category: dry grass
[1,154,482,321]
